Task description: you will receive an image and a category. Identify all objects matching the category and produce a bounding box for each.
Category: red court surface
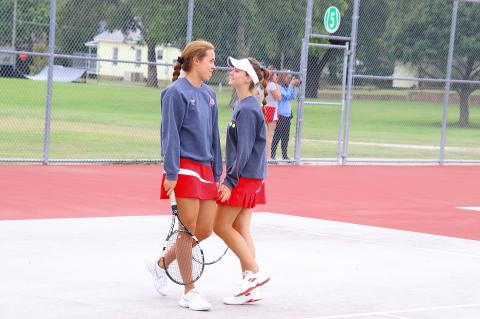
[1,165,479,240]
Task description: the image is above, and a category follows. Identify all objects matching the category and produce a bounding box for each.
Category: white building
[85,30,180,82]
[392,62,419,88]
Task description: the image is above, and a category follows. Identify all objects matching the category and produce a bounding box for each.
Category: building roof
[85,29,143,47]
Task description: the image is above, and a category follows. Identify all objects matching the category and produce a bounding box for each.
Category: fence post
[42,0,57,165]
[440,0,460,164]
[11,0,17,61]
[294,0,313,164]
[341,0,361,164]
[186,0,194,44]
[337,43,349,163]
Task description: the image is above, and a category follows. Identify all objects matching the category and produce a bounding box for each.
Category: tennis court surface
[1,165,479,318]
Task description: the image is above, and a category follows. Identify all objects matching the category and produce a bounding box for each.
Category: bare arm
[272,86,281,102]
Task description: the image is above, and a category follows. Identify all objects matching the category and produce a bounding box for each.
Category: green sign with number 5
[324,6,341,34]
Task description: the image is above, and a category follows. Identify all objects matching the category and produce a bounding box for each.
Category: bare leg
[161,198,199,294]
[232,208,255,274]
[176,230,194,287]
[159,200,215,273]
[195,199,216,241]
[214,205,258,273]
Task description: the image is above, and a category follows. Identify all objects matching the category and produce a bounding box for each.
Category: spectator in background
[263,67,281,158]
[271,71,299,160]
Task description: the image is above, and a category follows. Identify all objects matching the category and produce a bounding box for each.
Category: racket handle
[169,190,177,206]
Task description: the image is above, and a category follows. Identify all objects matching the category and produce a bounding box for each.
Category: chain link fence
[301,0,351,162]
[349,0,480,163]
[0,0,479,163]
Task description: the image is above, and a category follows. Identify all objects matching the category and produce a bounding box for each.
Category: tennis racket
[161,191,205,285]
[194,233,229,265]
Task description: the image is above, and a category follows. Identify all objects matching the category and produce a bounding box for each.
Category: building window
[135,49,142,68]
[112,47,118,66]
[156,50,164,61]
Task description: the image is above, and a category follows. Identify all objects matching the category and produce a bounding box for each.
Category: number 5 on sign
[324,6,341,34]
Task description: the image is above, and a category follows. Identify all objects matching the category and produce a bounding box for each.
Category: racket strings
[164,230,204,285]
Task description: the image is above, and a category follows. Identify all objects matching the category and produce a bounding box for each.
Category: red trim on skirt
[217,177,266,209]
[264,105,278,123]
[160,158,217,200]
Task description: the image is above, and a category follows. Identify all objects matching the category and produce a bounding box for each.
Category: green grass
[0,77,479,161]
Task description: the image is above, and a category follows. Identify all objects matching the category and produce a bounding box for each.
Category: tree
[354,0,394,85]
[193,0,347,97]
[0,0,49,50]
[304,0,348,97]
[251,0,310,69]
[57,0,186,87]
[193,0,258,67]
[387,0,480,126]
[56,0,117,55]
[304,0,393,97]
[111,0,187,87]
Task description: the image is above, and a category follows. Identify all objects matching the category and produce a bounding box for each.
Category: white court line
[382,314,412,319]
[458,207,480,212]
[304,302,480,319]
[304,139,480,152]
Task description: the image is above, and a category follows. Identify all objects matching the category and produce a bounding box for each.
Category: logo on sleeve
[209,97,215,107]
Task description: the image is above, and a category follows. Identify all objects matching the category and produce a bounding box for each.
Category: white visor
[227,56,259,84]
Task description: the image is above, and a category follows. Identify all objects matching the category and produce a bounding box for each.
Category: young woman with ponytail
[146,40,221,311]
[213,56,270,305]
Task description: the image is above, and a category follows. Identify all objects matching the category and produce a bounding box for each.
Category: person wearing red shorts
[263,68,281,159]
[146,40,221,311]
[214,56,270,305]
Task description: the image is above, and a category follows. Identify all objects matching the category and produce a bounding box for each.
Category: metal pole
[186,0,194,43]
[11,0,17,70]
[42,0,57,165]
[337,43,349,163]
[439,0,460,164]
[294,0,313,163]
[342,0,361,164]
[12,0,17,49]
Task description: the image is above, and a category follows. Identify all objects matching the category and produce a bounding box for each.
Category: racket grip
[169,190,177,206]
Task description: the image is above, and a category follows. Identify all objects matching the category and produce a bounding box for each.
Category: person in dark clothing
[271,72,299,160]
[214,56,270,305]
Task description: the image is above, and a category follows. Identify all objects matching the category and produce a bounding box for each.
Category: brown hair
[267,66,277,82]
[247,58,270,119]
[277,71,292,85]
[172,40,215,82]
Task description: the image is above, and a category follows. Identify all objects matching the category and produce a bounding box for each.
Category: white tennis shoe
[145,257,168,296]
[233,270,270,296]
[224,288,262,305]
[179,289,212,311]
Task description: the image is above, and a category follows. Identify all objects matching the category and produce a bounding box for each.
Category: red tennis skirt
[264,106,278,123]
[217,177,266,209]
[160,158,218,200]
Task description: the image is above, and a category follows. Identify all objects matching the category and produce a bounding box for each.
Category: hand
[218,183,232,202]
[164,178,177,196]
[290,78,300,86]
